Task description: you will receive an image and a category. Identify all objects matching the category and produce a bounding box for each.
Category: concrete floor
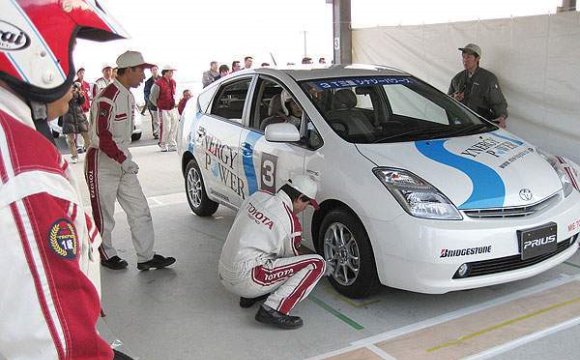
[62,115,580,360]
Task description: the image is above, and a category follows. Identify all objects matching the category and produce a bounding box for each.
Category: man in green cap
[448,43,508,128]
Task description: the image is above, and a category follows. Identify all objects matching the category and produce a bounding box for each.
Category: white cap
[116,51,154,69]
[286,175,319,210]
[162,64,177,72]
[101,63,114,70]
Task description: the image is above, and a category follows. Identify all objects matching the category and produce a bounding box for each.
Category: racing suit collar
[275,190,294,212]
[0,86,35,129]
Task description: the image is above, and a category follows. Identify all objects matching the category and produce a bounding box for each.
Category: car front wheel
[319,208,380,298]
[185,159,218,216]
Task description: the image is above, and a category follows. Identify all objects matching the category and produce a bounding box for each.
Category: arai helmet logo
[0,20,31,51]
[519,188,533,201]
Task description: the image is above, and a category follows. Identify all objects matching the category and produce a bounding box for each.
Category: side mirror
[265,123,300,142]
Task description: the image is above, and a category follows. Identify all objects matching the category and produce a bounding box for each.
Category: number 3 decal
[260,153,278,193]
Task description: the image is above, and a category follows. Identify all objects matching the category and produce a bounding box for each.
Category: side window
[197,86,217,114]
[251,78,284,131]
[210,78,252,122]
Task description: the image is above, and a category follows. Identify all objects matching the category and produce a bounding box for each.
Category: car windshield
[300,76,497,144]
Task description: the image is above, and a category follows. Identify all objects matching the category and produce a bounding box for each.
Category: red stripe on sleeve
[95,87,126,164]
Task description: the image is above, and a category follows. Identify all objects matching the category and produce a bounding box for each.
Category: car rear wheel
[319,208,380,298]
[185,159,218,216]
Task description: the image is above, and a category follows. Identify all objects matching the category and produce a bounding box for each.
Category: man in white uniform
[219,175,326,329]
[86,51,176,271]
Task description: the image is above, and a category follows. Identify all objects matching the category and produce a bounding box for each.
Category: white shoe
[168,146,177,152]
[71,157,78,164]
[160,145,168,152]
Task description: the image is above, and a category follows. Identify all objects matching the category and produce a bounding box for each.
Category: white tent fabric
[353,12,580,163]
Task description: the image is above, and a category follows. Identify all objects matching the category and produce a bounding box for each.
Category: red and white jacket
[88,79,134,164]
[219,191,303,283]
[154,77,176,110]
[0,87,111,359]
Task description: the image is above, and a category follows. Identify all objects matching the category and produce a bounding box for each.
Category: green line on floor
[564,261,580,270]
[309,295,364,330]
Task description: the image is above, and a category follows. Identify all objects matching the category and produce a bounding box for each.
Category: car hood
[356,130,563,210]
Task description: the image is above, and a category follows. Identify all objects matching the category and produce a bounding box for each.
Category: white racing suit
[85,79,155,262]
[219,191,325,315]
[0,87,112,359]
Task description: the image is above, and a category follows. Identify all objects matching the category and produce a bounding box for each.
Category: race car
[177,65,580,298]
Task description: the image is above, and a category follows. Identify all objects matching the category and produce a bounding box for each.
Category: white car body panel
[178,65,580,294]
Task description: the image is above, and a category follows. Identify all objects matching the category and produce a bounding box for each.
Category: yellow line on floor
[427,295,580,352]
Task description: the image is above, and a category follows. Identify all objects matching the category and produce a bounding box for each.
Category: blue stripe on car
[415,140,505,209]
[491,131,524,146]
[242,131,262,195]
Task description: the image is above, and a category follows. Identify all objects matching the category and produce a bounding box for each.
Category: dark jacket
[144,76,158,111]
[62,91,88,134]
[448,66,508,120]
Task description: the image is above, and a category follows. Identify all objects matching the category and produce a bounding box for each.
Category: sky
[75,0,563,94]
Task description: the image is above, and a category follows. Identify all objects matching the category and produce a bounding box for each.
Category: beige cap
[459,43,482,58]
[116,51,154,69]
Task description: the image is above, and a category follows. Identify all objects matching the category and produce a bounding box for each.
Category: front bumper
[365,190,580,294]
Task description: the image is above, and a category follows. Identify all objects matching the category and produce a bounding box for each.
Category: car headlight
[373,167,463,220]
[537,149,575,197]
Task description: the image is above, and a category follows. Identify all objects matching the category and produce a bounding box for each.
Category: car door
[239,75,325,244]
[195,76,254,209]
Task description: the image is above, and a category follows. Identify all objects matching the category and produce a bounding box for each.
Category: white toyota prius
[177,65,580,298]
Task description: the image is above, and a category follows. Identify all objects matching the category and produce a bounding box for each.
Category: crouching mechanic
[86,51,175,271]
[219,175,327,329]
[0,1,132,358]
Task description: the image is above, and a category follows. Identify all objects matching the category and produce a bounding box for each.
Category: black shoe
[137,254,176,271]
[240,294,270,308]
[101,256,128,270]
[255,305,303,329]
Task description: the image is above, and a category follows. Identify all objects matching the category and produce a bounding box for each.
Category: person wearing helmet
[259,89,303,131]
[0,1,132,359]
[280,89,303,128]
[85,51,176,272]
[219,175,327,329]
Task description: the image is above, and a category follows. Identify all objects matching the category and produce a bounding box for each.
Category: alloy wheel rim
[187,167,202,208]
[323,222,360,286]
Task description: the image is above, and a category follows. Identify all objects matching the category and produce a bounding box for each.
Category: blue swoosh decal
[415,140,505,209]
[242,131,262,195]
[491,131,524,146]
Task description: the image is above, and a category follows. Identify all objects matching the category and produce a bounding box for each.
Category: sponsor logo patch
[440,245,491,258]
[0,20,31,51]
[48,219,78,260]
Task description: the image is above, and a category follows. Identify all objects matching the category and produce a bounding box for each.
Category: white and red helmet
[0,0,128,102]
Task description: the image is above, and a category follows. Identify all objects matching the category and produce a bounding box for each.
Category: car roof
[238,64,410,82]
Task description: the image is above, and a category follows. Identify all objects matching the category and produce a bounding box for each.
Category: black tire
[131,132,142,142]
[185,159,218,216]
[318,208,380,298]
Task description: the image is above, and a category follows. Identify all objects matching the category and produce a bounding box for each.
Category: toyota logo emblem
[519,188,533,201]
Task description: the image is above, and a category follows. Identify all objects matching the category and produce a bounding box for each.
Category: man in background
[448,43,508,128]
[93,64,114,98]
[150,65,179,152]
[142,65,161,139]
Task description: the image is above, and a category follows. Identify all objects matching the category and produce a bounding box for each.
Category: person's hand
[121,159,139,174]
[324,259,335,277]
[453,91,464,102]
[494,115,507,129]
